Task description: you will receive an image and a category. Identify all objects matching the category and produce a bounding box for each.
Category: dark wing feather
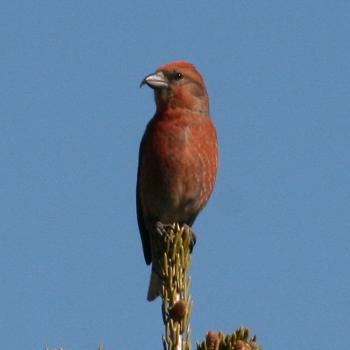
[136,134,152,265]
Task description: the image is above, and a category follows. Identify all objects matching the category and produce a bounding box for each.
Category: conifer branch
[152,223,193,350]
[152,223,262,350]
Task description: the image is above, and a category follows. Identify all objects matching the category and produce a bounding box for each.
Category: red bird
[137,61,218,300]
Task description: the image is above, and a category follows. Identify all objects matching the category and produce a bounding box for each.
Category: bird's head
[141,61,209,115]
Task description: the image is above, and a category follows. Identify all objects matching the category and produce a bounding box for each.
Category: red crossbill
[137,61,218,300]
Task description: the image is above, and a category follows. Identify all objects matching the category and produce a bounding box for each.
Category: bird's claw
[155,221,174,236]
[182,224,196,253]
[155,222,196,252]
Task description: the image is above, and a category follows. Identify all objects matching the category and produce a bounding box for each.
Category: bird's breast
[140,113,218,222]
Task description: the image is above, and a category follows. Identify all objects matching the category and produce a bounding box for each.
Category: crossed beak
[140,71,168,89]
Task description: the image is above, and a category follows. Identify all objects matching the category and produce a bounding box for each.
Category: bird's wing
[136,134,152,265]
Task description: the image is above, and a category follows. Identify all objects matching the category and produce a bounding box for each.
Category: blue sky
[1,1,349,349]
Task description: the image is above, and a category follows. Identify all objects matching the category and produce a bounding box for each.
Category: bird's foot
[182,224,196,253]
[155,221,175,236]
[155,222,196,252]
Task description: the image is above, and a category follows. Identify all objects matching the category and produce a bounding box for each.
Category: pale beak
[140,71,168,89]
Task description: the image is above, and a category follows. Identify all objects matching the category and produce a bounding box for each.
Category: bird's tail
[147,269,161,301]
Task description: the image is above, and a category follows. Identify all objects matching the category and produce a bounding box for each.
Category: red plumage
[137,61,218,300]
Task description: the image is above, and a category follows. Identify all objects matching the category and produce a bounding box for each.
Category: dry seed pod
[170,300,187,322]
[235,340,245,350]
[205,331,219,350]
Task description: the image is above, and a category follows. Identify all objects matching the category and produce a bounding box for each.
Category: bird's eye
[174,72,183,81]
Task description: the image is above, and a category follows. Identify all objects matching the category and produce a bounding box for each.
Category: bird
[137,61,218,301]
